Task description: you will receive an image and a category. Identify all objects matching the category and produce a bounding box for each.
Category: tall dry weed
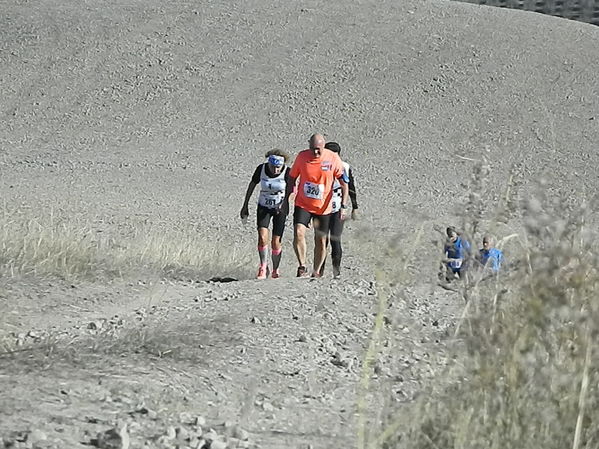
[376,173,599,449]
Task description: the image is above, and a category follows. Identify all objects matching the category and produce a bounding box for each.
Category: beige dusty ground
[1,0,598,448]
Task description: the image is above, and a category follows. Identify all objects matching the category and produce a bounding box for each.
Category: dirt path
[1,269,456,448]
[2,0,598,447]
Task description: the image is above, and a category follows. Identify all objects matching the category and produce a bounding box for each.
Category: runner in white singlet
[240,149,291,279]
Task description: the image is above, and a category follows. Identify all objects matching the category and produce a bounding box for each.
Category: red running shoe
[256,265,269,280]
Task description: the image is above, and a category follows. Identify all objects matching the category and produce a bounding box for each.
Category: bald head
[309,134,325,157]
[482,235,494,250]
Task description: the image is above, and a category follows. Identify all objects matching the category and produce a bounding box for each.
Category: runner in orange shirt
[288,134,349,277]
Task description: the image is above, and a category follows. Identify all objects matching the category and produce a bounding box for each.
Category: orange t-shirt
[289,148,344,215]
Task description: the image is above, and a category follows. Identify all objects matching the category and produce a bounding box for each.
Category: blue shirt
[445,237,470,271]
[479,247,503,272]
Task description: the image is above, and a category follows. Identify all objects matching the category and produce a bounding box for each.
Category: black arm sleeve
[251,164,263,185]
[348,167,358,209]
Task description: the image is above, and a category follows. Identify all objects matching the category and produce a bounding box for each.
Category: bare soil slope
[1,0,598,448]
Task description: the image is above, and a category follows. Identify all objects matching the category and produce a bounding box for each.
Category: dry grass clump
[378,181,599,449]
[0,208,103,279]
[0,207,251,281]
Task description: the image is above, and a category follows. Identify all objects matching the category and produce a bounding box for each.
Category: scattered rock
[16,333,26,346]
[261,401,275,412]
[26,429,47,444]
[88,320,104,331]
[250,316,261,324]
[187,430,202,447]
[203,429,218,442]
[232,427,249,441]
[175,426,189,441]
[93,424,129,449]
[155,435,172,447]
[27,330,42,340]
[227,437,241,448]
[179,412,194,424]
[210,441,227,449]
[164,426,177,440]
[109,317,124,326]
[194,416,206,427]
[331,352,353,370]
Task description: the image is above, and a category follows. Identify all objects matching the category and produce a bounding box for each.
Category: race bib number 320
[303,182,324,199]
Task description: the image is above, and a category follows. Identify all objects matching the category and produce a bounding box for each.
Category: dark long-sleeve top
[347,167,358,209]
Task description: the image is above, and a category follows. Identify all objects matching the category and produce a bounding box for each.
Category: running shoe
[257,265,269,280]
[271,269,281,279]
[310,271,322,278]
[296,265,308,277]
[333,265,341,279]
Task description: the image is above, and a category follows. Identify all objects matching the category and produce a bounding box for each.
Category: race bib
[263,196,278,207]
[449,259,463,269]
[259,192,283,208]
[303,181,324,200]
[331,196,341,212]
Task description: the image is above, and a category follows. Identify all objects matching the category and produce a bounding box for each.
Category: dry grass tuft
[0,206,252,281]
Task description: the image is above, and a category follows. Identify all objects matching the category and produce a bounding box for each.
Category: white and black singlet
[251,163,290,236]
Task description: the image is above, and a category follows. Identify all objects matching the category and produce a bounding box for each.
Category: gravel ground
[1,0,598,447]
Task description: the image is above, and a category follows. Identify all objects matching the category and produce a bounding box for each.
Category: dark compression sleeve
[348,167,358,209]
[251,164,263,184]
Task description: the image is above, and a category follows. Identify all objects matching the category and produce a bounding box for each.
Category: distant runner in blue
[443,226,471,280]
[477,235,504,273]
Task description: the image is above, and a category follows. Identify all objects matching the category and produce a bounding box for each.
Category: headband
[268,155,285,167]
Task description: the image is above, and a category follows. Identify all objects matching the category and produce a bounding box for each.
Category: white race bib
[449,259,463,269]
[258,164,287,208]
[331,195,342,212]
[261,194,281,208]
[303,181,324,199]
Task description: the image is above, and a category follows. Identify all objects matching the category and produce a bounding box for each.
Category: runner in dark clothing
[442,226,471,281]
[320,141,358,278]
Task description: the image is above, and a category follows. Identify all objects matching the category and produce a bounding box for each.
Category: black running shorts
[293,206,331,236]
[256,205,287,237]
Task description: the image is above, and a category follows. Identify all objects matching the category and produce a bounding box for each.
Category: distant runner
[477,235,504,273]
[288,134,349,278]
[240,149,291,279]
[319,141,359,278]
[442,226,471,281]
